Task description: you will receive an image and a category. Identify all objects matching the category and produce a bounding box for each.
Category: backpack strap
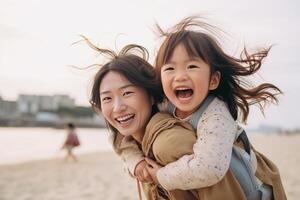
[237,130,251,155]
[231,147,261,199]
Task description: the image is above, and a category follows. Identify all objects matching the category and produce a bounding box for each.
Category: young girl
[61,122,80,162]
[120,17,287,200]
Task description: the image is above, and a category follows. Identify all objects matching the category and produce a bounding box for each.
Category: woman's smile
[115,114,135,126]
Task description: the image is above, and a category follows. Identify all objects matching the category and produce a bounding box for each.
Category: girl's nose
[113,97,126,113]
[174,70,188,82]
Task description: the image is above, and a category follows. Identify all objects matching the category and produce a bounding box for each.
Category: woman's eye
[101,97,111,102]
[123,91,133,96]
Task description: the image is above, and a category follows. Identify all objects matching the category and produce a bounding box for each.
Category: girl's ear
[209,71,221,90]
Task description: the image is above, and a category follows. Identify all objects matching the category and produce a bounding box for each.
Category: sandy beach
[0,134,299,200]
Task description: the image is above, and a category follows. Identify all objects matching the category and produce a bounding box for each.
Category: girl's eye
[188,64,199,69]
[163,66,174,71]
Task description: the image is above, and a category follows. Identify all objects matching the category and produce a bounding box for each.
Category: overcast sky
[0,0,299,129]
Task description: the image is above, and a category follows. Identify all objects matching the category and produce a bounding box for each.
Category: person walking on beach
[61,123,80,162]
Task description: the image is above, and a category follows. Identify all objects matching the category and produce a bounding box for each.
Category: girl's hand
[134,160,153,183]
[145,158,162,184]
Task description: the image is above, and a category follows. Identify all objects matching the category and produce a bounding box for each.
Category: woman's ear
[209,71,221,90]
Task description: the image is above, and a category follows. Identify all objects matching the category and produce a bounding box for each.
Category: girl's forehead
[166,43,203,62]
[167,41,196,57]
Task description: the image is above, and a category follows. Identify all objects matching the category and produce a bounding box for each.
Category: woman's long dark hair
[81,36,163,133]
[155,16,282,123]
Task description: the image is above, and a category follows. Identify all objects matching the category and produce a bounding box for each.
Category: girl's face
[99,71,153,140]
[161,43,220,118]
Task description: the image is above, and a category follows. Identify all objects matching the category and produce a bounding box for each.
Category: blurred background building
[0,94,105,128]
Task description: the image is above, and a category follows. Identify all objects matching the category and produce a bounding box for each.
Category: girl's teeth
[176,88,193,99]
[177,87,190,90]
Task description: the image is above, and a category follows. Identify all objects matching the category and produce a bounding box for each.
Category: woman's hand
[134,160,153,183]
[145,158,162,184]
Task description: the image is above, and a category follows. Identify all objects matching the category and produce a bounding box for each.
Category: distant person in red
[61,123,80,162]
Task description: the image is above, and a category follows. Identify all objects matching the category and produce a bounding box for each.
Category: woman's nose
[113,97,126,113]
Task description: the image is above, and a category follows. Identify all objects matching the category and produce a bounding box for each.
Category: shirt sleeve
[156,113,237,190]
[109,131,144,177]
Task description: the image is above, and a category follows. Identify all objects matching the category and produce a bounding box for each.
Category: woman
[87,39,246,200]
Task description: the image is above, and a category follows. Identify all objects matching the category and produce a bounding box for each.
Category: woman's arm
[109,131,145,177]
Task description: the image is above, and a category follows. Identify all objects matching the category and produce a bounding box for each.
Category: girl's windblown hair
[155,16,282,123]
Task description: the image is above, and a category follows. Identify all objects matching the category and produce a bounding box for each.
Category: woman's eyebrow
[99,84,135,95]
[99,90,111,95]
[120,84,135,90]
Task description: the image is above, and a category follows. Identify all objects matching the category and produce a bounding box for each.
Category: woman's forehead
[99,71,132,93]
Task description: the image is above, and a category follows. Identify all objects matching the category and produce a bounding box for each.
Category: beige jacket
[141,112,246,200]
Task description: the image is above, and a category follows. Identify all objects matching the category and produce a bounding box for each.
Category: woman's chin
[117,126,134,137]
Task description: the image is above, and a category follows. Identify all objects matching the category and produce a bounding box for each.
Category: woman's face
[99,71,153,140]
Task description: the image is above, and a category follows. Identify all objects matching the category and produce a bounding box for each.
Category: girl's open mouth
[175,88,193,100]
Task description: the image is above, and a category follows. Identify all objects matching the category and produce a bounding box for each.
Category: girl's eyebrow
[186,56,203,62]
[190,57,202,61]
[165,57,201,65]
[100,84,135,95]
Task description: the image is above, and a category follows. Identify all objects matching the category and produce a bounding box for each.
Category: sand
[0,134,299,200]
[0,152,137,200]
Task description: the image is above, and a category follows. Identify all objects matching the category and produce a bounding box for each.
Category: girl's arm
[156,113,237,190]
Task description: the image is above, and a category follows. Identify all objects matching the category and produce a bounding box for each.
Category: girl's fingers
[143,168,153,182]
[137,168,152,182]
